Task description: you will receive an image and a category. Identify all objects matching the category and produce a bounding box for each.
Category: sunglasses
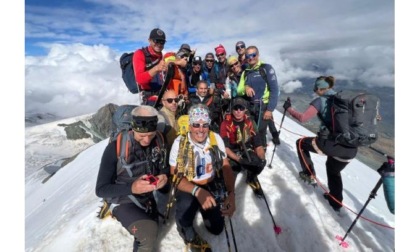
[216,53,225,57]
[230,61,239,68]
[131,119,158,133]
[191,123,210,129]
[245,53,257,59]
[236,45,245,50]
[152,39,166,45]
[205,59,214,63]
[233,105,246,111]
[163,98,179,103]
[193,62,201,65]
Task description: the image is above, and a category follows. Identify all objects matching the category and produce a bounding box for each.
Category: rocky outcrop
[88,103,118,139]
[58,103,119,143]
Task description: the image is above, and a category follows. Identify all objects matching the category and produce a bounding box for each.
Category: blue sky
[23,0,397,119]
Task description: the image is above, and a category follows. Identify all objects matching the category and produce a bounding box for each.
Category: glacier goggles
[131,116,158,133]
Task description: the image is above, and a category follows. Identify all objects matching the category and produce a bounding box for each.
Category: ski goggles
[131,116,158,133]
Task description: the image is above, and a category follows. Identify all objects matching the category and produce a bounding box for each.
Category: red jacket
[132,46,163,91]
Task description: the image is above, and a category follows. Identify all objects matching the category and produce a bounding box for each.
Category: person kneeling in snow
[219,97,267,198]
[95,105,169,252]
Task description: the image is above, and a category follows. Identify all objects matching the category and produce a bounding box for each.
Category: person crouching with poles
[219,97,266,197]
[169,103,236,251]
[283,76,357,213]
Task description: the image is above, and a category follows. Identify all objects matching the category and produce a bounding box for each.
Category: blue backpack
[119,47,160,94]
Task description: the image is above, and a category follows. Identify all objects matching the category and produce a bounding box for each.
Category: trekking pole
[369,145,394,160]
[258,180,282,235]
[336,177,384,248]
[223,219,232,252]
[268,97,289,168]
[229,218,238,252]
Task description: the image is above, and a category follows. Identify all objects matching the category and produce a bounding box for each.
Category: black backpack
[119,47,160,94]
[330,90,380,147]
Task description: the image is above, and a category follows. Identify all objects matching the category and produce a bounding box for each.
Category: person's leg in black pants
[325,156,349,210]
[296,137,317,175]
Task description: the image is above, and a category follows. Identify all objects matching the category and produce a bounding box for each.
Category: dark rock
[89,103,118,139]
[59,121,91,140]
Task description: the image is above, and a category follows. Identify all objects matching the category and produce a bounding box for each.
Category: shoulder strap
[259,63,268,84]
[209,131,218,147]
[115,130,134,176]
[141,47,160,70]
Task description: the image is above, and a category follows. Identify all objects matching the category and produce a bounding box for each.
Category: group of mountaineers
[95,28,394,252]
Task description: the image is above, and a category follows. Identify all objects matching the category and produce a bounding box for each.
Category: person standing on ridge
[132,28,168,105]
[235,41,247,69]
[95,105,169,252]
[283,76,358,213]
[237,45,280,148]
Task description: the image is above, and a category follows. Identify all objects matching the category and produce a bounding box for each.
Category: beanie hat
[149,28,166,41]
[215,44,226,55]
[205,52,215,60]
[227,55,238,66]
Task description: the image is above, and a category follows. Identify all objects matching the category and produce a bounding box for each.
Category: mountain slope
[25,109,395,252]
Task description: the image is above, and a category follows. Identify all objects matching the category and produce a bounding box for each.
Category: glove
[283,99,291,111]
[238,158,252,166]
[258,159,267,169]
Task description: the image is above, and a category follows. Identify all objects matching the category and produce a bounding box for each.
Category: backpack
[330,90,380,148]
[109,104,138,140]
[119,47,160,94]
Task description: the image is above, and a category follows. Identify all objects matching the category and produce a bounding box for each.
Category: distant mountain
[25,112,62,127]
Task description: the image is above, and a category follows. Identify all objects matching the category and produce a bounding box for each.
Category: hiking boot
[97,201,112,219]
[323,193,342,213]
[271,131,280,145]
[299,171,317,187]
[246,174,264,198]
[184,234,212,252]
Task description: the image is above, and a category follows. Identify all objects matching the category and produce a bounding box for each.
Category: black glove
[238,158,252,166]
[283,99,291,111]
[258,159,267,169]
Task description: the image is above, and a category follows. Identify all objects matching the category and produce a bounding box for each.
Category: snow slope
[25,109,395,252]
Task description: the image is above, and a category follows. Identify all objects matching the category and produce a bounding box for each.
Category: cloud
[24,0,395,117]
[25,43,138,118]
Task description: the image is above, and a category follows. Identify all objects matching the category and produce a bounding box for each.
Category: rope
[271,117,394,230]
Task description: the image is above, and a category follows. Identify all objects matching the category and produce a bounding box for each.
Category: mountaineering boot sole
[184,234,212,252]
[97,200,112,219]
[247,176,264,198]
[299,171,317,187]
